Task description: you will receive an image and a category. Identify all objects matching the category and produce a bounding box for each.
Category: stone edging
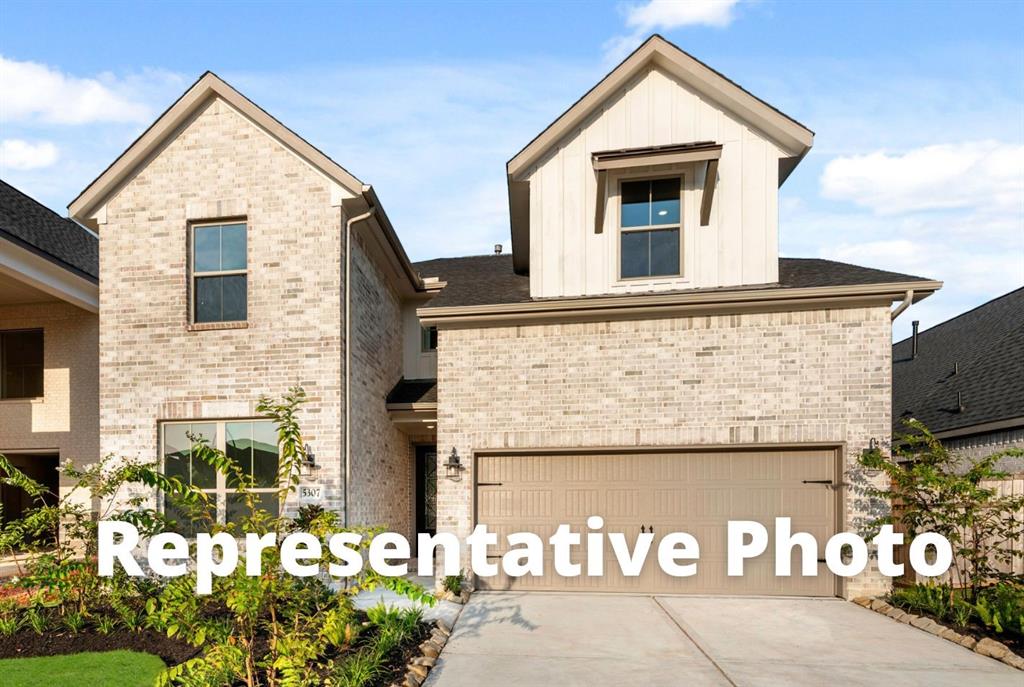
[852,596,1024,671]
[395,617,452,687]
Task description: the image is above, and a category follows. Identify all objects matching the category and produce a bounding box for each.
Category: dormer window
[619,178,681,279]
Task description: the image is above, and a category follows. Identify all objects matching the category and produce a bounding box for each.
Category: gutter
[344,202,377,528]
[890,289,914,321]
[418,280,943,327]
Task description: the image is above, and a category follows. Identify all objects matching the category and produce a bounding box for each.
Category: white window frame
[190,220,249,324]
[616,174,684,282]
[159,419,279,527]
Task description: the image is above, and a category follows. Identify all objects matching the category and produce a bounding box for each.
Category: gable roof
[69,71,364,223]
[505,34,815,275]
[507,34,814,181]
[893,287,1024,437]
[1,179,98,281]
[415,254,934,310]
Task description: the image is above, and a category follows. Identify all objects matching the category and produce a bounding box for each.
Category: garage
[475,448,839,596]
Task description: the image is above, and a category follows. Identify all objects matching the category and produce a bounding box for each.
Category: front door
[415,445,437,537]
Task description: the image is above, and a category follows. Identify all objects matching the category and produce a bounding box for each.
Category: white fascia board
[0,239,98,313]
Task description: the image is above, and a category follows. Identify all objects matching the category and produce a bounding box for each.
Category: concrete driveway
[423,593,1021,687]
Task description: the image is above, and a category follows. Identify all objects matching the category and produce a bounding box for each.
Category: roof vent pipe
[957,391,966,413]
[911,320,919,359]
[494,244,503,255]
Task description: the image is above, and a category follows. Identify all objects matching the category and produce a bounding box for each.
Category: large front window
[192,222,247,323]
[619,178,681,279]
[0,329,43,399]
[161,420,279,534]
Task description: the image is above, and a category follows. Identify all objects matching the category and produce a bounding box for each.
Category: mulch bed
[0,628,201,665]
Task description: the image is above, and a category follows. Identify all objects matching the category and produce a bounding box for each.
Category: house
[59,34,941,599]
[0,180,99,524]
[893,288,1024,471]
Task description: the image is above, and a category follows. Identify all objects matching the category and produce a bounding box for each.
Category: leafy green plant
[24,607,48,635]
[0,612,22,637]
[889,582,951,620]
[971,583,1024,636]
[96,614,117,635]
[859,421,1024,599]
[951,599,973,628]
[329,647,383,687]
[63,610,86,633]
[442,571,465,595]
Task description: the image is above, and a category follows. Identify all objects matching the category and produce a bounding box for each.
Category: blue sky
[1,0,1021,340]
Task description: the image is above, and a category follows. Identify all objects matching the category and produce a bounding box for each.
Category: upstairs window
[619,178,681,279]
[1,329,43,399]
[192,222,247,323]
[421,326,438,352]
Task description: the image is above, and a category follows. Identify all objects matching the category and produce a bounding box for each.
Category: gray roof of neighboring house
[413,255,933,310]
[893,287,1024,437]
[386,378,438,405]
[0,180,99,281]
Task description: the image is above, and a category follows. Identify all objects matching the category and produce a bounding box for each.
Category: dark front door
[415,445,437,537]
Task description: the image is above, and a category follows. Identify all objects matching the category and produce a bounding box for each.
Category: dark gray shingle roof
[893,287,1024,435]
[414,255,932,309]
[0,180,99,281]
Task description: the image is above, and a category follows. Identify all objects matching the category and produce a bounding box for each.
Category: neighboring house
[61,34,942,600]
[0,180,99,524]
[893,287,1024,472]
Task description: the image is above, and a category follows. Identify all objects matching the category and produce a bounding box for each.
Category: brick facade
[97,96,410,523]
[0,301,99,497]
[435,305,895,598]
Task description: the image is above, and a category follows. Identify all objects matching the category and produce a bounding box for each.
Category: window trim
[0,328,44,401]
[189,219,249,325]
[159,418,280,529]
[615,174,684,282]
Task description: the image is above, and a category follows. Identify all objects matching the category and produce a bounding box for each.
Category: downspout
[344,201,377,528]
[890,289,914,321]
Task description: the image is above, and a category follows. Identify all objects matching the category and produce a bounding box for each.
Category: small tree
[858,420,1024,600]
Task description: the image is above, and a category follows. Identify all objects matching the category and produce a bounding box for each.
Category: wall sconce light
[445,447,465,481]
[303,443,318,470]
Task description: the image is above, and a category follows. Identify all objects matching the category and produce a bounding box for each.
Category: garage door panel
[475,449,837,596]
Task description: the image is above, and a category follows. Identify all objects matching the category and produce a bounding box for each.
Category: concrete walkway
[423,593,1021,687]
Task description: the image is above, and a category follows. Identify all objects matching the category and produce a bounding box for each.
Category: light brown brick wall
[436,305,894,598]
[99,97,346,514]
[0,301,99,494]
[348,231,413,537]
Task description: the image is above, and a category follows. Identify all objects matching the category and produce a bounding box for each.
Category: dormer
[506,35,814,298]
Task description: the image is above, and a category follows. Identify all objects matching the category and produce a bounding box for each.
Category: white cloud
[626,0,740,31]
[820,141,1024,215]
[0,56,153,124]
[605,0,741,62]
[0,139,58,169]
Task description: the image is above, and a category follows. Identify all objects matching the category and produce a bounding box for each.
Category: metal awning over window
[592,141,722,231]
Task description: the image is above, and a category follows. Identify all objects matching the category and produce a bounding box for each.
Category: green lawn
[0,650,166,687]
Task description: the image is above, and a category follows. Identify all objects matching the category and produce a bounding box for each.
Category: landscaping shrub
[889,581,1024,643]
[859,420,1024,598]
[0,386,435,687]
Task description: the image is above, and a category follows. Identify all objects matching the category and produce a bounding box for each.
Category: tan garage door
[476,449,838,596]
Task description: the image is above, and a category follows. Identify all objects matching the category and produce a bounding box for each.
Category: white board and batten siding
[525,65,784,299]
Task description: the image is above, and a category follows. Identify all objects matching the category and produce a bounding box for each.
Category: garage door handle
[802,480,834,485]
[477,482,503,486]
